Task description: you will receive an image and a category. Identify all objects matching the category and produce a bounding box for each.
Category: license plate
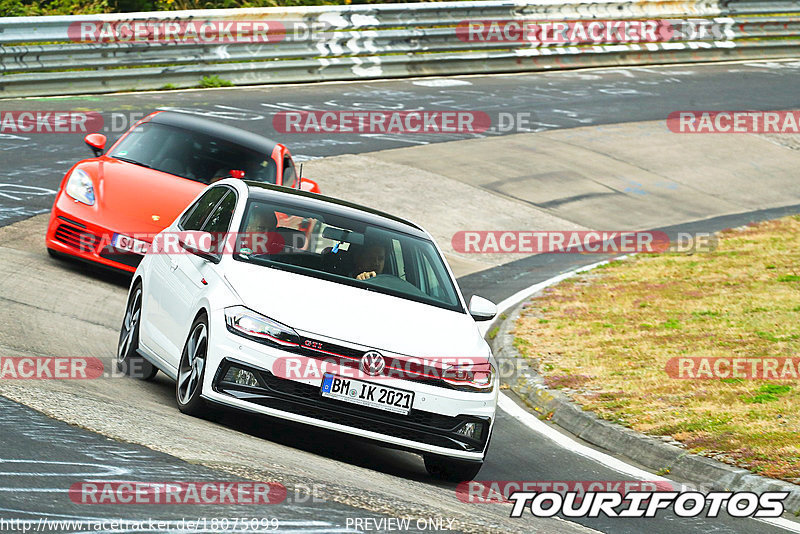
[112,233,149,254]
[321,373,414,415]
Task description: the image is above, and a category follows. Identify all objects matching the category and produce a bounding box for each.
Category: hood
[81,159,205,235]
[224,259,488,360]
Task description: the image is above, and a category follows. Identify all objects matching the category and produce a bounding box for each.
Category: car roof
[149,111,279,155]
[242,180,428,239]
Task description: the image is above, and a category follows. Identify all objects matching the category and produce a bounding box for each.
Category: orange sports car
[46,111,319,273]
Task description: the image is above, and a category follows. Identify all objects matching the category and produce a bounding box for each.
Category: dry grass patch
[515,216,800,482]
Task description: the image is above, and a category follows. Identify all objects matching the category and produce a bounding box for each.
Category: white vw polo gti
[118,179,499,480]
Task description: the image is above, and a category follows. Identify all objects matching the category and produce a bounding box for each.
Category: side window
[202,190,237,234]
[282,157,297,188]
[180,187,227,230]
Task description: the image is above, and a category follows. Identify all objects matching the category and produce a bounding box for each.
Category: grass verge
[515,215,800,483]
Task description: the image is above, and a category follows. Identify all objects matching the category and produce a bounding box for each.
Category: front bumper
[202,310,497,461]
[46,201,144,273]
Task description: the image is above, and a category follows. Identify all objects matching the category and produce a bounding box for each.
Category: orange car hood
[91,158,206,235]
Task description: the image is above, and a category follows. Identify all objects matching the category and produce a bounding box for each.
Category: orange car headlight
[64,169,95,206]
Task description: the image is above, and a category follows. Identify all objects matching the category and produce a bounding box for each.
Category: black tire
[176,314,209,416]
[424,454,483,482]
[117,281,158,380]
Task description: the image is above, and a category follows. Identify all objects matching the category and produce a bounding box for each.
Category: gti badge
[360,351,385,376]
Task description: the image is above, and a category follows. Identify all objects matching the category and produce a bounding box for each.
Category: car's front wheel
[176,315,209,416]
[117,281,158,380]
[423,454,483,482]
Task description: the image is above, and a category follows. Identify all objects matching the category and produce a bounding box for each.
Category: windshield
[234,199,464,313]
[109,122,277,185]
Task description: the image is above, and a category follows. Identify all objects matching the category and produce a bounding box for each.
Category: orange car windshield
[109,122,277,185]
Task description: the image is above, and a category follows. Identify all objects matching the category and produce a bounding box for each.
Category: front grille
[54,224,98,252]
[213,359,490,452]
[297,336,457,391]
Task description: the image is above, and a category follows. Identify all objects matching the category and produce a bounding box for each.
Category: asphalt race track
[2,61,800,533]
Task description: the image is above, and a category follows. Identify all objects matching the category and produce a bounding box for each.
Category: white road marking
[155,106,264,121]
[0,459,130,477]
[412,79,472,87]
[0,133,31,141]
[0,487,70,492]
[0,183,56,201]
[499,394,665,481]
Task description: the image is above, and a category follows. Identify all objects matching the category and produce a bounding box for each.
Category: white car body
[124,178,498,477]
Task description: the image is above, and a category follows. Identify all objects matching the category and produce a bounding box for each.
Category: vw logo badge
[360,351,385,376]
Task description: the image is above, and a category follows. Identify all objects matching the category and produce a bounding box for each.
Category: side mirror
[179,231,219,263]
[84,133,106,157]
[299,177,320,193]
[469,295,497,322]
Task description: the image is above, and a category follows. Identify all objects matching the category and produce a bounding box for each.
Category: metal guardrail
[1,0,799,98]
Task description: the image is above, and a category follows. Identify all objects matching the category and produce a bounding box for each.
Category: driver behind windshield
[241,206,278,255]
[352,243,386,281]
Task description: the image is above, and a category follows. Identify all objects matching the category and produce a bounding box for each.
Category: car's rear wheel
[176,315,209,416]
[423,454,483,482]
[117,281,158,380]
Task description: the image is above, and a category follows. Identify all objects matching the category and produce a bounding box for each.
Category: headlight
[64,169,95,206]
[442,363,495,391]
[224,305,300,348]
